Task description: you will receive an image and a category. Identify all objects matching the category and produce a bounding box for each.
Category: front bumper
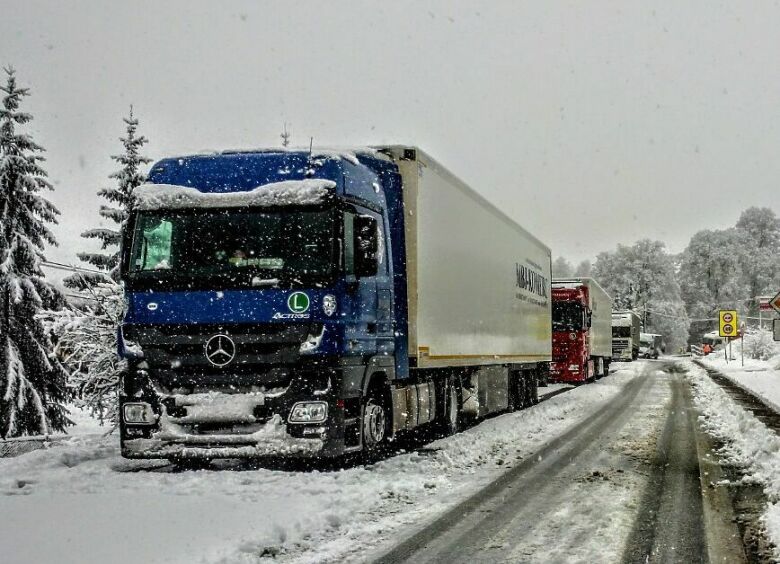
[119,365,355,460]
[550,362,587,383]
[122,432,326,459]
[612,349,632,361]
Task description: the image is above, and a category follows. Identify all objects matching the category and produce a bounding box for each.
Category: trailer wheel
[507,372,523,412]
[604,359,611,376]
[529,372,539,405]
[436,378,461,437]
[522,372,538,407]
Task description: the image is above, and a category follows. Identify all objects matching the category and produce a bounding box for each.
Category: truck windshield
[552,302,584,331]
[612,326,631,338]
[127,208,337,290]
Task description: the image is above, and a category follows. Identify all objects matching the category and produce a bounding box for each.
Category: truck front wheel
[363,398,388,449]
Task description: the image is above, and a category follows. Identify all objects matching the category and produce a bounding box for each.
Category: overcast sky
[2,1,779,272]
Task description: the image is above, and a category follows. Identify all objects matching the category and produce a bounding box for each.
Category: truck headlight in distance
[569,332,577,341]
[123,402,156,424]
[288,401,328,423]
[322,294,337,317]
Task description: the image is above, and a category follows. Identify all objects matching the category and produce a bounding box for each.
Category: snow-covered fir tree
[64,107,150,288]
[0,67,70,437]
[43,282,124,424]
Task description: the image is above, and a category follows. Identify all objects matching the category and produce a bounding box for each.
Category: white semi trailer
[119,146,553,459]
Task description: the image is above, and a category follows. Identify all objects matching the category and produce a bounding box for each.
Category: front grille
[125,322,322,371]
[149,323,295,337]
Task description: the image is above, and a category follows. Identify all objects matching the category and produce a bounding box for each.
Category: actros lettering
[273,312,311,320]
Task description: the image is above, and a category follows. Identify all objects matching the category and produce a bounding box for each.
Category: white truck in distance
[639,333,663,359]
[611,310,641,361]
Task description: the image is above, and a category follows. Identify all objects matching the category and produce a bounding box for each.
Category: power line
[64,293,99,302]
[644,308,772,323]
[40,260,107,275]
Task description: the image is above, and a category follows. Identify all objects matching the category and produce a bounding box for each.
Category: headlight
[569,332,577,341]
[288,401,328,423]
[123,402,155,424]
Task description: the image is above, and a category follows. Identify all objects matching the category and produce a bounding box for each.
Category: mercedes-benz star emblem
[204,334,236,367]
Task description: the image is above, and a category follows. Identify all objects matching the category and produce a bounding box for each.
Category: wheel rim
[364,401,386,446]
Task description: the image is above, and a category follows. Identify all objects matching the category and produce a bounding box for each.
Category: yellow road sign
[719,310,738,338]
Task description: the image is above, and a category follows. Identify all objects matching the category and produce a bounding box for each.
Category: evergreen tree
[0,67,69,437]
[64,107,150,288]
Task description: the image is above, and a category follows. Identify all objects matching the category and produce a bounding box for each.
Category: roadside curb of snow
[684,360,780,560]
[696,357,780,415]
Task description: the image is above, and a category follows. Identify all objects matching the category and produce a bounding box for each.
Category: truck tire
[508,371,524,412]
[595,358,605,379]
[528,372,539,405]
[522,372,537,408]
[362,396,388,450]
[435,378,461,437]
[604,359,610,376]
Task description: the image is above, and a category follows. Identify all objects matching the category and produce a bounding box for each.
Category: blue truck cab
[119,148,410,458]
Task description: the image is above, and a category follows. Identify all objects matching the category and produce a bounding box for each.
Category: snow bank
[135,179,336,211]
[685,360,780,559]
[0,367,641,564]
[699,353,780,414]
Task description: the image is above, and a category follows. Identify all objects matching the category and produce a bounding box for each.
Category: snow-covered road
[376,361,680,563]
[0,365,645,564]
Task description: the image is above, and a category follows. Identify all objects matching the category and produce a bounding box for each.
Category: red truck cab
[551,279,612,383]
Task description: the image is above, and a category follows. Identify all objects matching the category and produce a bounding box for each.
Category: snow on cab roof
[134,179,336,211]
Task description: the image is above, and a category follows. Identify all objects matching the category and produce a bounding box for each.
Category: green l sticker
[288,291,310,313]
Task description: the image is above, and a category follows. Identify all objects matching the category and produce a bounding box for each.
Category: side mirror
[353,215,379,278]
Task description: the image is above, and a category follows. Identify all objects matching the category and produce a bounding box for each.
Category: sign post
[719,310,738,363]
[740,321,746,367]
